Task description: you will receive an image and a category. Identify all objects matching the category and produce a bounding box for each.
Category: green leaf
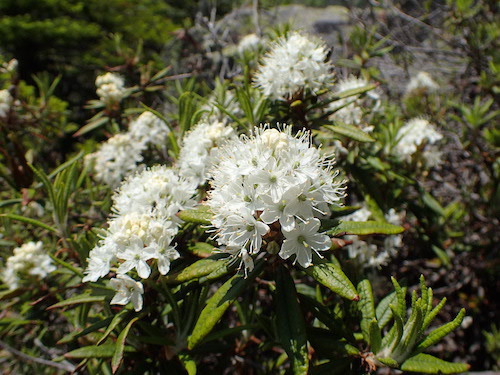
[48,253,84,277]
[334,83,377,99]
[163,255,230,284]
[376,357,399,368]
[187,260,263,349]
[0,198,22,208]
[401,353,469,374]
[57,317,113,344]
[304,263,359,301]
[0,288,25,301]
[328,221,404,236]
[397,300,424,357]
[369,318,382,354]
[391,277,407,318]
[73,116,109,137]
[97,309,131,345]
[323,124,375,142]
[187,242,217,257]
[47,295,106,310]
[177,205,212,225]
[417,309,465,351]
[357,279,376,343]
[422,297,447,331]
[112,317,139,373]
[64,344,135,359]
[179,353,197,375]
[376,288,407,329]
[0,213,57,234]
[275,265,309,375]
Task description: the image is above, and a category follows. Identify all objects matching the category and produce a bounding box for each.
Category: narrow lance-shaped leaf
[97,309,131,345]
[0,213,57,234]
[179,353,197,375]
[323,124,375,143]
[57,317,113,344]
[394,300,424,359]
[417,308,466,351]
[73,116,109,137]
[382,305,404,355]
[357,279,376,344]
[375,288,406,330]
[187,260,264,349]
[369,318,382,354]
[422,297,447,331]
[401,353,469,374]
[304,263,359,301]
[391,277,407,318]
[112,317,139,373]
[163,255,230,284]
[275,265,309,375]
[47,295,106,310]
[327,221,404,236]
[64,344,135,359]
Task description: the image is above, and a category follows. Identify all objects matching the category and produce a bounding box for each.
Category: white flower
[208,124,345,271]
[95,72,126,104]
[178,121,237,185]
[110,274,144,312]
[393,118,443,166]
[85,133,145,187]
[116,240,156,279]
[328,75,381,127]
[405,71,439,95]
[254,32,334,99]
[1,58,18,73]
[83,166,195,289]
[220,209,270,254]
[238,33,261,54]
[280,218,331,267]
[112,165,198,219]
[128,111,170,147]
[1,241,55,289]
[0,89,13,118]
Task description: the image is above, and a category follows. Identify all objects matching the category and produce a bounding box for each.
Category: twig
[0,339,75,372]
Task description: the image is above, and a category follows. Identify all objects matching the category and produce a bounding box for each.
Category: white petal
[111,291,130,306]
[136,260,151,279]
[131,291,143,311]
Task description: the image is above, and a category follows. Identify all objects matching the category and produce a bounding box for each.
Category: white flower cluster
[237,33,261,54]
[85,133,145,188]
[1,241,55,289]
[1,58,18,74]
[328,75,381,129]
[86,111,171,187]
[342,207,404,268]
[83,165,198,311]
[405,71,439,95]
[207,125,345,271]
[178,120,237,185]
[128,111,171,148]
[254,32,334,100]
[95,72,127,105]
[393,118,443,167]
[0,89,13,118]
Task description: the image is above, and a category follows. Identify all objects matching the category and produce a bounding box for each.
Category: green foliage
[1,1,495,373]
